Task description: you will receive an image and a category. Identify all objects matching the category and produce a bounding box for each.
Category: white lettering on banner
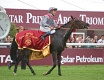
[8,13,104,27]
[61,55,103,64]
[56,14,71,24]
[26,13,71,24]
[61,56,75,64]
[76,55,103,63]
[80,14,104,25]
[9,15,23,23]
[26,13,42,23]
[0,55,12,63]
[0,55,5,63]
[26,13,32,23]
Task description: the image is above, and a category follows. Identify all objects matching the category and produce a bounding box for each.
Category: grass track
[0,65,104,80]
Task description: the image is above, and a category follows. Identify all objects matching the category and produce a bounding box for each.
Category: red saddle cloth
[15,30,51,50]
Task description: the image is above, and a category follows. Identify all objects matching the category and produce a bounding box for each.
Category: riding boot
[41,31,50,40]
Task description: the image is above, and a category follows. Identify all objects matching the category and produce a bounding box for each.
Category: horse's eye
[81,25,85,28]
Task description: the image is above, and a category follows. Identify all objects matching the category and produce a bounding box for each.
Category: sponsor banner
[61,49,104,65]
[6,9,104,29]
[0,48,104,66]
[0,48,12,66]
[61,55,103,64]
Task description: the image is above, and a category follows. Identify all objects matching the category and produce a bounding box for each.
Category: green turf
[0,65,104,80]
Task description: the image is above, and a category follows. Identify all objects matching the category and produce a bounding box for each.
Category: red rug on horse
[15,30,51,60]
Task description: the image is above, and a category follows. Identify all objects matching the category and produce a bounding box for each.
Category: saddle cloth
[15,30,51,60]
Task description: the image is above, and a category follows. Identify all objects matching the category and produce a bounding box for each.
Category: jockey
[40,7,60,40]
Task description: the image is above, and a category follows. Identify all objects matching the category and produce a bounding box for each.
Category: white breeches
[40,26,56,34]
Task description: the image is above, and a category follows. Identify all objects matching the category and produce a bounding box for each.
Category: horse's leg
[24,49,36,75]
[8,37,18,70]
[13,50,24,75]
[8,60,16,70]
[57,53,62,76]
[43,53,57,75]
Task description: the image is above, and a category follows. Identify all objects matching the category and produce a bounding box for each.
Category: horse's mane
[54,20,72,38]
[55,21,71,31]
[60,21,71,28]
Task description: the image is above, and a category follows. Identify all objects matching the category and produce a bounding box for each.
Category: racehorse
[8,16,89,76]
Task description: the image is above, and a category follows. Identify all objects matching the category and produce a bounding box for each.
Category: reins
[60,27,74,30]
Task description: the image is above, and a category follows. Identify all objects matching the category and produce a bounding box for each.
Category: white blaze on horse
[8,16,90,76]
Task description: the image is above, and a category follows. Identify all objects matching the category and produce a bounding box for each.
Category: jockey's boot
[41,31,50,40]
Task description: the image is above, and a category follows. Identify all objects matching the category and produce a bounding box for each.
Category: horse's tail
[10,37,18,61]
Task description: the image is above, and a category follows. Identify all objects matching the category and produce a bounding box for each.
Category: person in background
[97,35,104,48]
[92,35,98,43]
[18,26,25,32]
[4,35,12,48]
[18,26,26,70]
[40,7,60,40]
[84,36,92,48]
[70,37,75,48]
[75,35,84,48]
[92,35,98,48]
[97,35,104,43]
[5,35,12,43]
[66,38,73,48]
[84,36,92,43]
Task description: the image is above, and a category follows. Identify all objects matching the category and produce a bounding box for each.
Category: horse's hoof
[8,64,11,70]
[13,72,17,75]
[58,74,62,76]
[33,73,36,76]
[43,72,48,76]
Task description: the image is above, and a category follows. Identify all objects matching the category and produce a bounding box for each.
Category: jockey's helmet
[48,7,57,13]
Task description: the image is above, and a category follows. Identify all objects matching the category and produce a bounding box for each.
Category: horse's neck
[64,29,73,43]
[52,22,73,49]
[59,23,73,43]
[54,28,73,46]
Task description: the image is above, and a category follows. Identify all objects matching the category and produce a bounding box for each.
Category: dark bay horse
[8,16,89,76]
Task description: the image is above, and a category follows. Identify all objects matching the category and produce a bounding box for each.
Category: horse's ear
[71,15,75,20]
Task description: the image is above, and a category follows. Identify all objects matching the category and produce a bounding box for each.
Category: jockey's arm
[53,21,60,29]
[40,16,50,27]
[52,20,60,29]
[53,20,58,27]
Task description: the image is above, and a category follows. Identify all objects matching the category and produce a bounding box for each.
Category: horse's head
[71,16,90,29]
[62,16,90,29]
